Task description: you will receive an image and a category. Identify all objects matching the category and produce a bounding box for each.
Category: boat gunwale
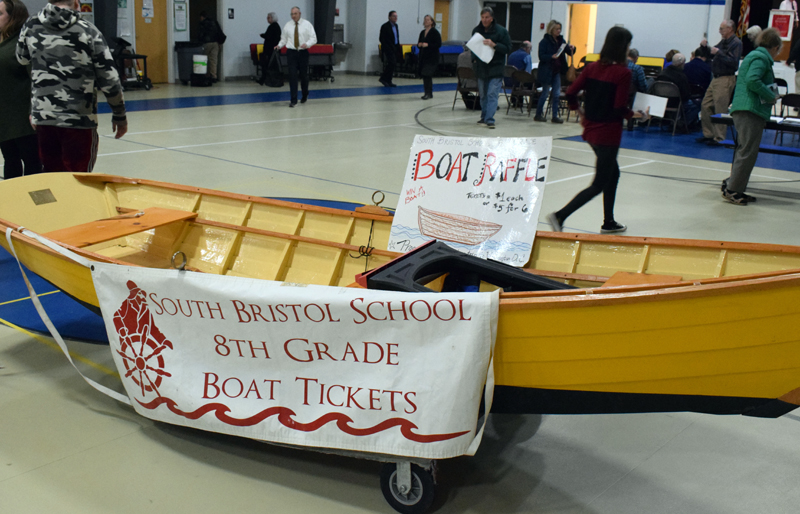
[75,173,396,222]
[4,213,800,311]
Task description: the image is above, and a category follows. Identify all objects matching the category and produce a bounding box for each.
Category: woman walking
[721,28,782,205]
[534,20,574,123]
[546,27,647,234]
[0,0,41,179]
[417,14,441,100]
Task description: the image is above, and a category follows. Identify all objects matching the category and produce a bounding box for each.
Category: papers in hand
[554,42,567,58]
[632,93,667,118]
[467,32,494,63]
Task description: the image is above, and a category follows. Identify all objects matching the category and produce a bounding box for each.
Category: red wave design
[138,397,469,443]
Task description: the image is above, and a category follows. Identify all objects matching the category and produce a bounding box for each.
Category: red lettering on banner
[341,342,359,362]
[296,376,318,405]
[313,342,336,361]
[386,390,403,411]
[433,299,457,321]
[244,380,263,399]
[414,149,435,180]
[409,300,432,321]
[363,342,384,364]
[369,388,381,410]
[404,392,418,414]
[346,387,365,409]
[387,301,408,321]
[366,301,387,321]
[350,298,367,324]
[232,300,250,323]
[263,379,280,400]
[326,384,345,407]
[387,343,399,365]
[148,293,164,315]
[203,372,220,398]
[249,303,271,322]
[458,299,472,321]
[285,338,313,362]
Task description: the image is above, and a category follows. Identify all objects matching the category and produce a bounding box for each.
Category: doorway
[568,3,597,65]
[434,0,450,40]
[134,0,168,83]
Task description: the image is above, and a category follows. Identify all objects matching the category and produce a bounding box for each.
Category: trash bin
[175,41,205,85]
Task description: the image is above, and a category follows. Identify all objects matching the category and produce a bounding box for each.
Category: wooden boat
[417,206,502,245]
[4,173,800,419]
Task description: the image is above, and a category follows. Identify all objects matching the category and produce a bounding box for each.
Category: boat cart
[279,44,336,82]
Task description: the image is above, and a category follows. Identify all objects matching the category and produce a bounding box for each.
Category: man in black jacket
[379,11,400,87]
[258,12,281,85]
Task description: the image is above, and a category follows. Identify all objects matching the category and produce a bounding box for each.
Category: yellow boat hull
[3,173,800,417]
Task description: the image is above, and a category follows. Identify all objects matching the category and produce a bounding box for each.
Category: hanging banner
[92,263,498,459]
[388,136,551,266]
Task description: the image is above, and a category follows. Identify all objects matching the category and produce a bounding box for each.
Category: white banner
[389,136,551,266]
[92,263,499,459]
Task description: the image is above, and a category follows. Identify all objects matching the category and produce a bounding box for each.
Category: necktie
[294,22,300,48]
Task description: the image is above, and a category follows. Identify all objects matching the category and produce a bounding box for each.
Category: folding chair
[774,93,800,145]
[507,70,537,115]
[502,65,518,108]
[453,67,480,110]
[646,81,687,135]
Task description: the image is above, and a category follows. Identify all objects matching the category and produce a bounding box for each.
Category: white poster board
[92,263,499,459]
[388,136,551,266]
[632,92,668,118]
[466,33,494,63]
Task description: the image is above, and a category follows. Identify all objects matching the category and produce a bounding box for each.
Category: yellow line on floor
[0,316,119,378]
[0,290,60,307]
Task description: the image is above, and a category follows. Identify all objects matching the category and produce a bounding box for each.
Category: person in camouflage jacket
[16,0,127,172]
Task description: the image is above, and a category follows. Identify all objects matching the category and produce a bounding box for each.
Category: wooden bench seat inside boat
[601,271,683,288]
[43,207,197,248]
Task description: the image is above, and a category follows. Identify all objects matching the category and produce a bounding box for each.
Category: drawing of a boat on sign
[417,206,503,246]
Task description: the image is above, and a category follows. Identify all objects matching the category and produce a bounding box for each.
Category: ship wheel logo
[112,280,173,398]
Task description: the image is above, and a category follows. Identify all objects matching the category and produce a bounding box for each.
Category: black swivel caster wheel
[380,462,435,514]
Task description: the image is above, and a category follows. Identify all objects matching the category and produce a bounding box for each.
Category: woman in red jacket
[546,27,647,233]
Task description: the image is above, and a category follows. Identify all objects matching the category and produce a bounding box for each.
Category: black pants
[422,76,433,97]
[555,144,620,224]
[380,51,396,83]
[286,49,309,103]
[0,134,42,180]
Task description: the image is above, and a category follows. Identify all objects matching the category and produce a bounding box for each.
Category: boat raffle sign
[92,263,498,459]
[389,135,551,266]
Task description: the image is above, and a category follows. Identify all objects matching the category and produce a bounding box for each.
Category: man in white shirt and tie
[276,6,317,107]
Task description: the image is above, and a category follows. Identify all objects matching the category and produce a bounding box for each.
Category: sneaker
[742,192,757,203]
[600,221,627,233]
[546,212,563,232]
[289,102,297,108]
[551,118,564,124]
[477,119,486,125]
[487,123,495,129]
[722,188,748,205]
[533,116,546,122]
[720,178,728,192]
[379,79,390,87]
[300,96,308,104]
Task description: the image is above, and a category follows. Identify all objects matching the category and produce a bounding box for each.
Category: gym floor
[2,74,800,513]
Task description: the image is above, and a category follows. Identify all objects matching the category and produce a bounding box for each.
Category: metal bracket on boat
[171,251,187,271]
[372,190,385,207]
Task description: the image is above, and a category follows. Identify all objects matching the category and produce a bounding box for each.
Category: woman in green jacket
[0,0,40,179]
[722,28,782,205]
